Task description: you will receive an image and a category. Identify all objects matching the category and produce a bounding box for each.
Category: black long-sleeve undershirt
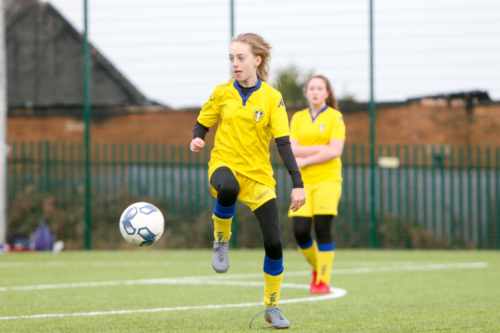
[275,136,304,188]
[193,121,209,140]
[192,123,303,188]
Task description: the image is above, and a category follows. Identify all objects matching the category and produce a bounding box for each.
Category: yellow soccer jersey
[197,77,289,189]
[290,106,345,183]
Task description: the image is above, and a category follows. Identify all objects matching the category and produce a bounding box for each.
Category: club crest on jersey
[254,109,265,123]
[319,124,325,132]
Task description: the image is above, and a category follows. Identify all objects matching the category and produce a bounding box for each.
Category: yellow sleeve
[330,112,346,140]
[270,94,289,138]
[197,86,221,128]
[289,113,300,140]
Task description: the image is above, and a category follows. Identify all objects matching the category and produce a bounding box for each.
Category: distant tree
[273,65,313,108]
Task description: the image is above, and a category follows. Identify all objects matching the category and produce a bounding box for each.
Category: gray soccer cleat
[212,240,229,273]
[264,306,290,329]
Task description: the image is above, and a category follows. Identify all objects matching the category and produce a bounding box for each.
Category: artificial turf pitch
[0,249,498,332]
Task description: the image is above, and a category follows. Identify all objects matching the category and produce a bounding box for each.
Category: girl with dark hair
[289,75,345,294]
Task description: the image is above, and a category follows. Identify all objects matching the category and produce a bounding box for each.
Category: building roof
[5,0,153,109]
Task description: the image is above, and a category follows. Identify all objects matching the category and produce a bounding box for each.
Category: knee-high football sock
[212,199,235,242]
[263,255,284,307]
[297,237,318,271]
[316,242,335,285]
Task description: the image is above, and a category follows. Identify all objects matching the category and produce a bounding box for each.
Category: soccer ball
[119,202,165,247]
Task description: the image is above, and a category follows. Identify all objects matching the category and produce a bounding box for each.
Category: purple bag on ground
[34,223,54,251]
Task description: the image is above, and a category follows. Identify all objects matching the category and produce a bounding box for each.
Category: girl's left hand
[290,188,306,212]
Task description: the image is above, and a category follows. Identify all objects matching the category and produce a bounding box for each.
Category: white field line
[0,279,308,292]
[0,260,438,269]
[0,262,487,292]
[187,262,489,280]
[0,288,347,321]
[0,261,172,268]
[0,277,309,291]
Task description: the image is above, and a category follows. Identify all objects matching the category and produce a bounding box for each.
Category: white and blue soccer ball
[119,202,165,247]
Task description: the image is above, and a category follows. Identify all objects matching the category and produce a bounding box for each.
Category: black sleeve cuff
[193,121,209,140]
[275,136,304,188]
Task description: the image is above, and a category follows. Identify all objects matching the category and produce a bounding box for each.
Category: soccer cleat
[212,240,229,273]
[264,306,290,329]
[310,280,331,294]
[310,270,317,289]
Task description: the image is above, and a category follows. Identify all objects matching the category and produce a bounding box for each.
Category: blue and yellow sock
[297,237,318,271]
[316,242,335,285]
[263,255,284,307]
[213,200,235,242]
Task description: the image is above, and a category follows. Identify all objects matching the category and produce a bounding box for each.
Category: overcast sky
[47,0,500,108]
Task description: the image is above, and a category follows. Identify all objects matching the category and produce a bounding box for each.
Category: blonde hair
[230,33,272,82]
[303,75,338,109]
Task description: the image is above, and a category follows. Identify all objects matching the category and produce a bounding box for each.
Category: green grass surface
[0,249,499,332]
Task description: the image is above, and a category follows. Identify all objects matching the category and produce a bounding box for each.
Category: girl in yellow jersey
[289,75,345,294]
[190,33,306,329]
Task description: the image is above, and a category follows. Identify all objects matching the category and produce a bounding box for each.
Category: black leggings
[211,167,283,260]
[293,215,334,246]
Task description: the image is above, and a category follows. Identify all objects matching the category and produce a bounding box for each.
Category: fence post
[360,144,366,246]
[485,146,491,249]
[449,145,455,246]
[423,146,430,230]
[351,143,357,246]
[395,145,400,218]
[431,146,437,234]
[178,144,184,217]
[368,0,377,250]
[467,146,473,246]
[195,147,200,215]
[83,0,92,250]
[170,145,176,216]
[413,145,419,228]
[404,145,410,224]
[440,146,446,241]
[476,146,482,248]
[496,147,500,249]
[458,146,464,244]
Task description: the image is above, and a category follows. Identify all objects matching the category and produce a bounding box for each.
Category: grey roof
[4,0,17,12]
[5,0,153,108]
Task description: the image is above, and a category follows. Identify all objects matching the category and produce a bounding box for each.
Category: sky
[46,0,500,109]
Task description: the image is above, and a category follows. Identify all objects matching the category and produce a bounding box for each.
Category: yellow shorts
[209,167,276,211]
[288,181,342,218]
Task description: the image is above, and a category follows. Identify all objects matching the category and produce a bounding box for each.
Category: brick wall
[7,104,500,146]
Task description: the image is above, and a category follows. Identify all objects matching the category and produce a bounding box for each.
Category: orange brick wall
[7,104,500,146]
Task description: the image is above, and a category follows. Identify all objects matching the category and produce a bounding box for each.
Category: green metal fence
[7,140,500,249]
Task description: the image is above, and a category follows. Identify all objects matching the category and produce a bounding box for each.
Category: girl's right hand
[190,138,205,152]
[290,188,306,212]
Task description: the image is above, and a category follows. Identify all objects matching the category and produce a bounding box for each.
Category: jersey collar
[309,104,329,123]
[233,76,262,106]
